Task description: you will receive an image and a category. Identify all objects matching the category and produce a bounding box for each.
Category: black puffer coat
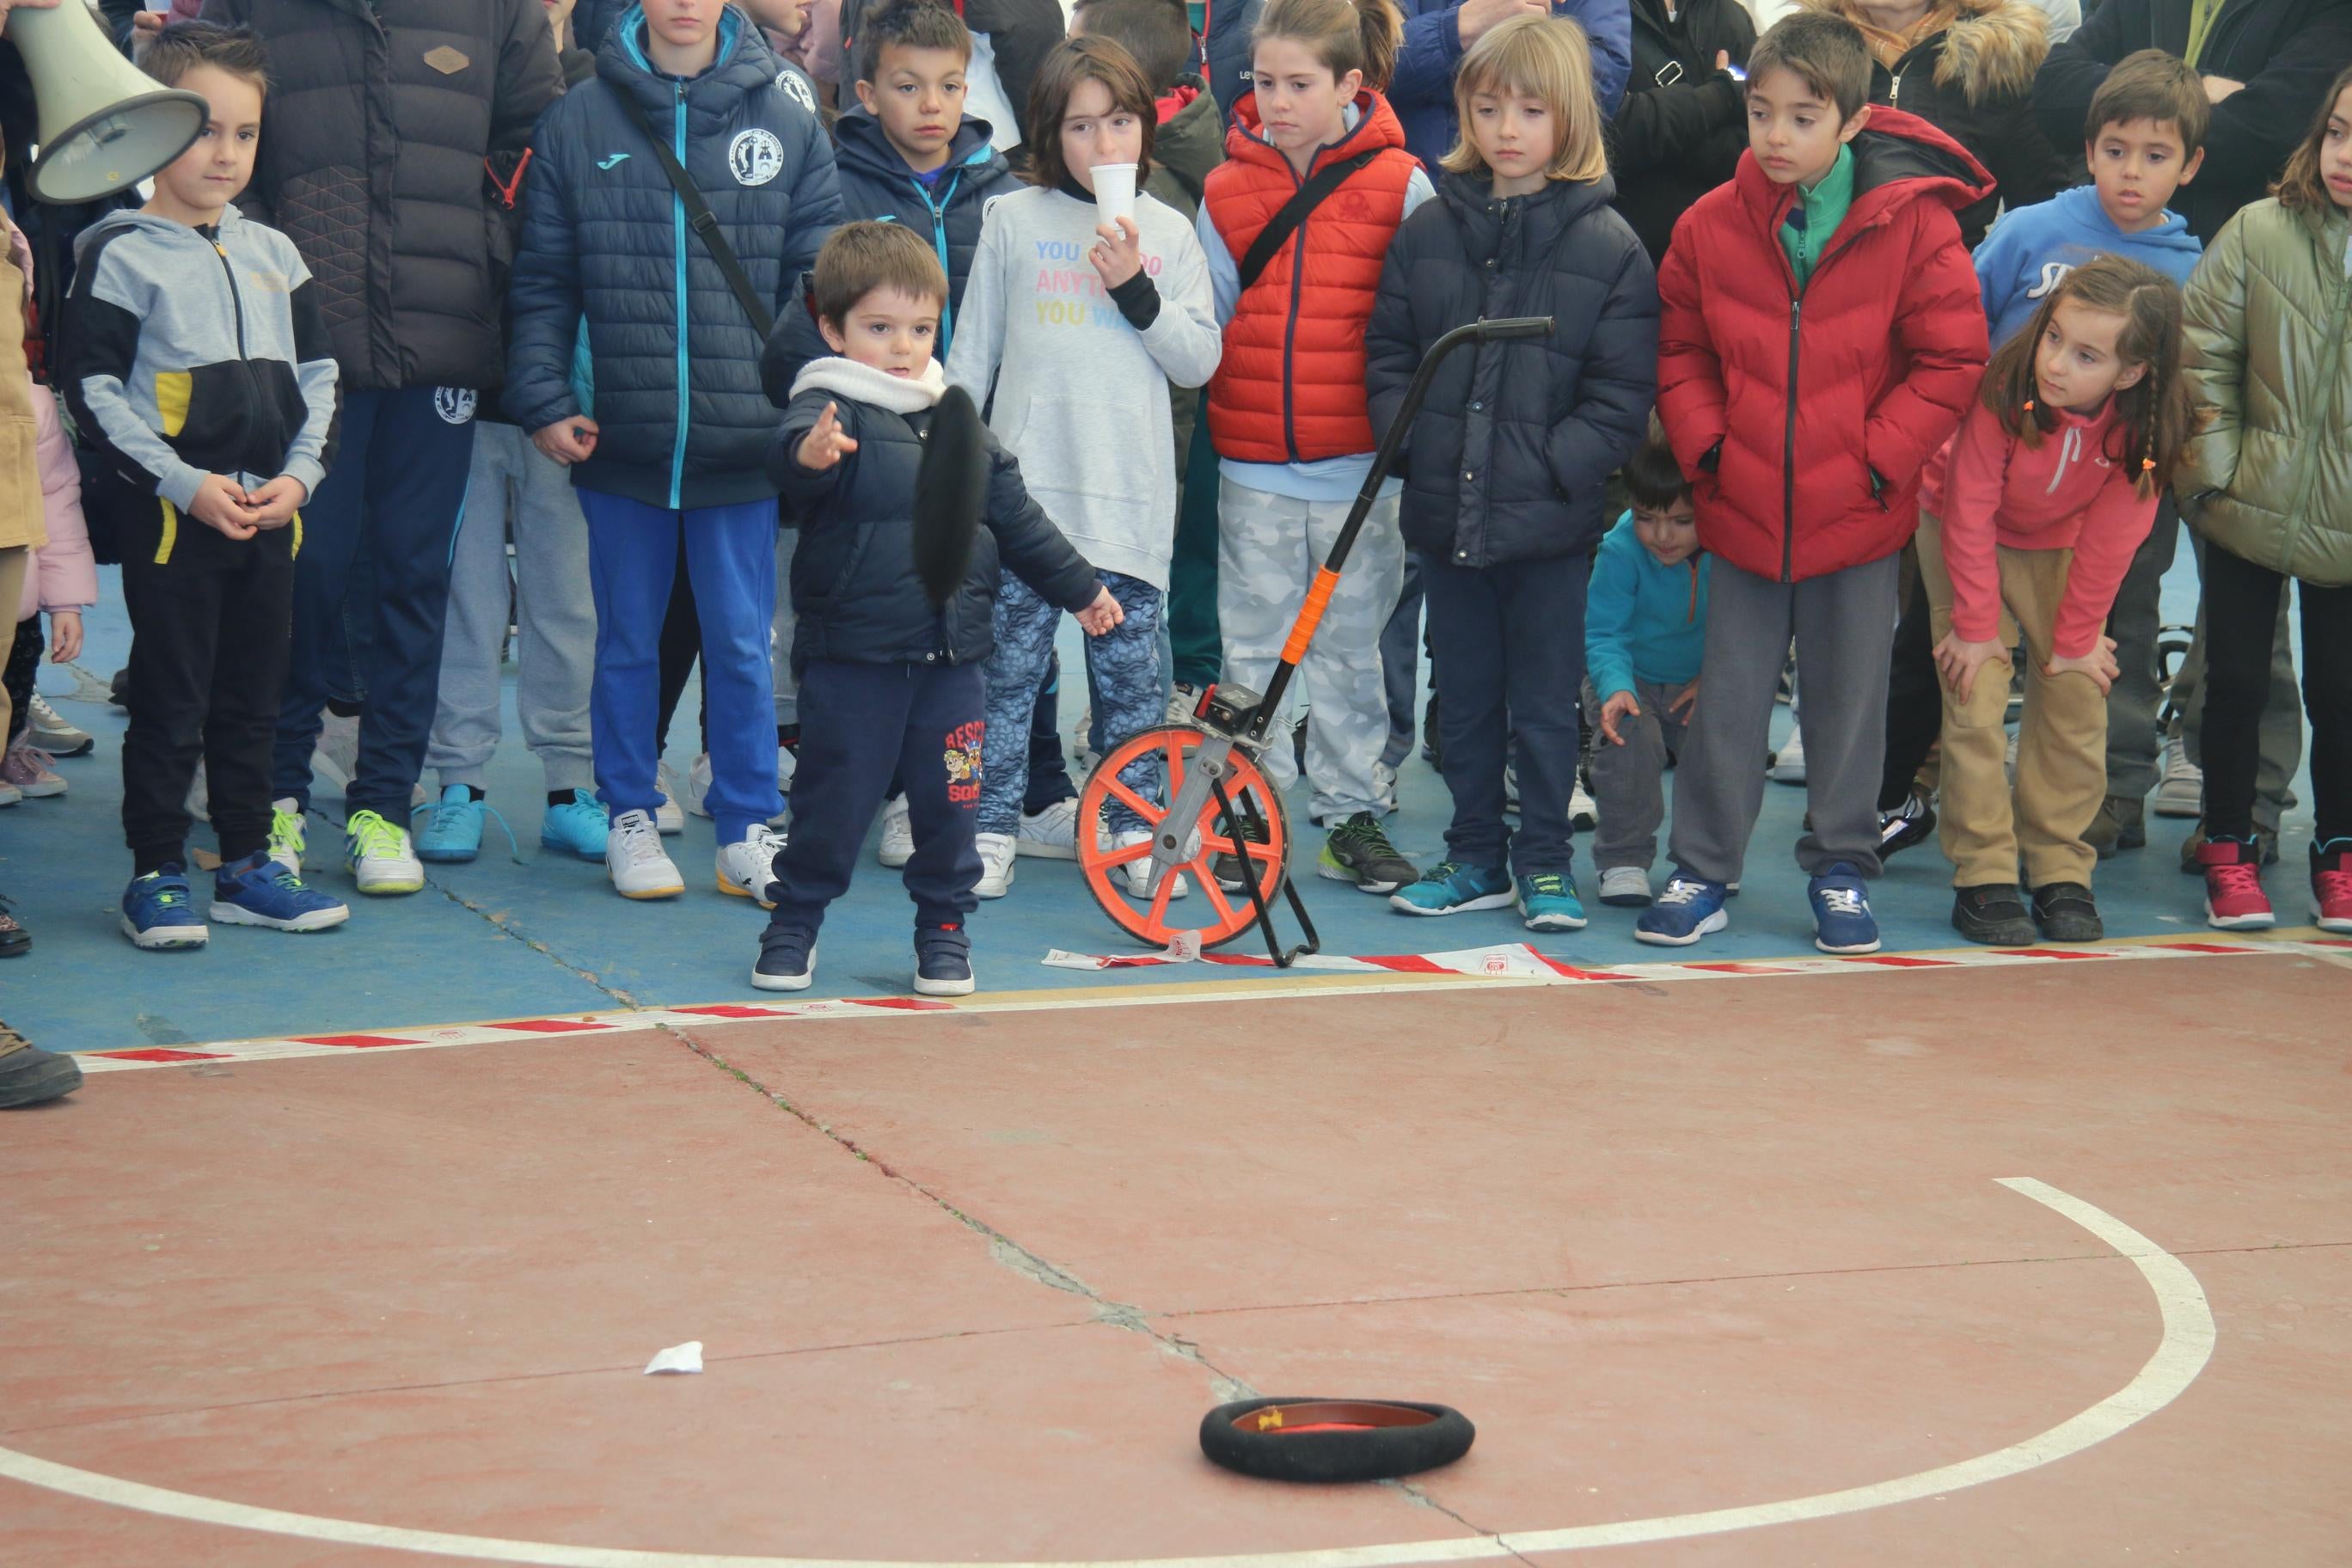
[197,0,561,393]
[771,366,1100,670]
[1609,0,1755,265]
[1364,170,1658,570]
[505,9,842,510]
[1802,0,2068,249]
[2035,0,2352,243]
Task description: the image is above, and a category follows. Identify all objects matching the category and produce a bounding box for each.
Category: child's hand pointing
[795,401,858,471]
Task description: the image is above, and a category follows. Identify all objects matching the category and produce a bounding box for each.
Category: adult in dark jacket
[2034,0,2352,243]
[830,110,1017,352]
[1802,0,2068,248]
[1609,0,1755,264]
[1364,161,1657,897]
[1206,0,1631,147]
[196,0,560,885]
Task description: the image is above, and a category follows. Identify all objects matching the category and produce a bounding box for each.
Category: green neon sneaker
[1516,871,1588,932]
[1317,811,1416,893]
[345,809,426,896]
[267,796,307,873]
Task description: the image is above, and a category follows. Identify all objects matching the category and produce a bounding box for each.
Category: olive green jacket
[2179,197,2352,587]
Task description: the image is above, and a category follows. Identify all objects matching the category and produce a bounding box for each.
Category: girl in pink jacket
[1913,255,2197,948]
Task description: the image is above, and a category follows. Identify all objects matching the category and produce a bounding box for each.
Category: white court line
[0,1179,2214,1565]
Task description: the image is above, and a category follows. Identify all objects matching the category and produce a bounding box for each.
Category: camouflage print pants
[1216,478,1404,825]
[978,567,1165,838]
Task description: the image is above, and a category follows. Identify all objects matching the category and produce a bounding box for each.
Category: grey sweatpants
[1216,477,1404,824]
[427,422,595,793]
[1583,675,1694,873]
[1668,553,1900,882]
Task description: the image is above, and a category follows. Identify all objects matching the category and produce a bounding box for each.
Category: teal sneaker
[1517,871,1588,932]
[541,789,609,861]
[1388,861,1514,916]
[413,785,483,863]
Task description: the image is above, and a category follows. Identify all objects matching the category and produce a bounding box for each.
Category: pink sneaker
[2198,835,2274,930]
[0,739,65,799]
[2312,840,2352,934]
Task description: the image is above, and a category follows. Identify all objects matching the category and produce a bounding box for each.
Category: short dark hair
[1072,0,1195,95]
[1023,35,1158,192]
[142,21,272,95]
[812,220,949,328]
[857,0,972,89]
[1746,11,1870,124]
[2086,48,2209,156]
[1623,415,1692,511]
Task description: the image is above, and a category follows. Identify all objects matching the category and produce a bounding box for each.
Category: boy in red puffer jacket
[1640,9,1990,956]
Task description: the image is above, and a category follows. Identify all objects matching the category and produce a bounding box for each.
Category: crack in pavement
[672,1030,1545,1553]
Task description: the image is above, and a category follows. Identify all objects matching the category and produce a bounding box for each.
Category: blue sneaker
[1634,871,1730,946]
[1807,862,1881,953]
[1517,870,1587,932]
[413,785,483,863]
[541,789,609,861]
[211,850,350,933]
[121,865,209,950]
[1388,861,1514,916]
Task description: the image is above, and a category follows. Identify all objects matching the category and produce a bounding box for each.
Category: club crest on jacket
[730,128,787,187]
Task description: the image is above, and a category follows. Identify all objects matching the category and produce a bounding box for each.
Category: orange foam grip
[1282,567,1342,665]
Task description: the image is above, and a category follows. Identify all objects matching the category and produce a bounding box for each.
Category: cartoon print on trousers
[945,720,984,805]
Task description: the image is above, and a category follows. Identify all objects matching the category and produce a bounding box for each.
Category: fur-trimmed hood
[1801,0,2050,106]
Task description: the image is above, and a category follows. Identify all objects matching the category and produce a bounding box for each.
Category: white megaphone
[13,0,207,204]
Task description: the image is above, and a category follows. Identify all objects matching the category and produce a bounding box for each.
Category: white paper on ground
[644,1341,704,1375]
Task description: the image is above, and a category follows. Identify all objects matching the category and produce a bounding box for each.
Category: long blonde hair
[1442,15,1607,182]
[1253,0,1403,94]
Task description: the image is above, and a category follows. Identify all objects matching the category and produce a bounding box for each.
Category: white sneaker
[655,763,687,835]
[1074,708,1100,779]
[1017,797,1083,860]
[1768,725,1806,783]
[267,797,305,873]
[1372,760,1399,814]
[2151,734,2202,818]
[185,760,211,822]
[1165,683,1202,726]
[975,830,1018,897]
[717,824,787,908]
[28,694,94,756]
[1570,779,1598,830]
[775,741,798,795]
[311,709,359,791]
[1597,865,1652,907]
[878,794,915,867]
[683,752,715,819]
[343,810,425,896]
[607,808,685,899]
[1115,828,1188,901]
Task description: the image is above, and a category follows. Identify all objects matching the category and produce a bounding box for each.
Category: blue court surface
[0,548,2312,1055]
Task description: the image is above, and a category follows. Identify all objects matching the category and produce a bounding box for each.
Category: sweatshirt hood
[74,202,253,261]
[2046,183,2201,260]
[833,108,1008,187]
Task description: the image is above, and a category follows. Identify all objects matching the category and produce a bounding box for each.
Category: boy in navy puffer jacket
[759,223,1119,998]
[505,0,842,907]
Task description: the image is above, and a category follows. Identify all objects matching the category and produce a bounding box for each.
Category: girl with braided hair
[1914,254,2196,947]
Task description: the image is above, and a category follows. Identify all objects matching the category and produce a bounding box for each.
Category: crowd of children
[2,0,2350,1066]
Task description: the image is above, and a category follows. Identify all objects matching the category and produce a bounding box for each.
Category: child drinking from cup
[944,34,1223,902]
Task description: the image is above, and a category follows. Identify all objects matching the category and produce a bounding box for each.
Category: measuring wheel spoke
[1103,776,1162,826]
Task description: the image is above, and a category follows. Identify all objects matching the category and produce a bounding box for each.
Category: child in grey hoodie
[61,22,345,950]
[943,36,1220,902]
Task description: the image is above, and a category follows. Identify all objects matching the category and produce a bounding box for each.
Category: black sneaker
[1878,789,1936,861]
[751,925,816,992]
[1318,811,1416,893]
[913,922,974,997]
[1951,884,2036,946]
[2030,882,2104,942]
[0,1019,82,1108]
[1214,813,1271,892]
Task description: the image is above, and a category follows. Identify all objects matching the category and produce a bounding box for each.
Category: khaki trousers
[1917,511,2107,890]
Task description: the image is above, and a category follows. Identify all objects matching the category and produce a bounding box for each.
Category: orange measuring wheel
[1075,724,1290,950]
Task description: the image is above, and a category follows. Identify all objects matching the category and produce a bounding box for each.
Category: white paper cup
[1092,162,1138,230]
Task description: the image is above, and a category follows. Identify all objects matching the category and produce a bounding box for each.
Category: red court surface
[4,945,2349,1566]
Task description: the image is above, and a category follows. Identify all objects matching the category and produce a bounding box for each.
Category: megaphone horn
[12,1,208,205]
